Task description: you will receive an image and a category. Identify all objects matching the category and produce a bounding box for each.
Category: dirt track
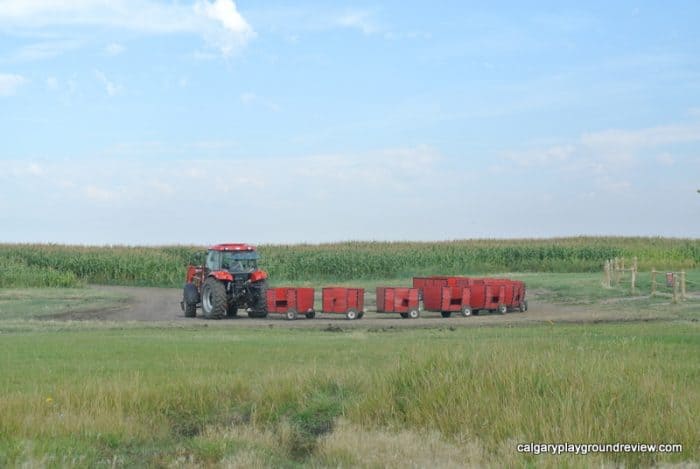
[52,285,651,329]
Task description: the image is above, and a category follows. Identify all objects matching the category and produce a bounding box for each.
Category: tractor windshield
[221,251,259,273]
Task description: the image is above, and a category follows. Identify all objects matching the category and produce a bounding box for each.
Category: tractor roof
[209,243,257,252]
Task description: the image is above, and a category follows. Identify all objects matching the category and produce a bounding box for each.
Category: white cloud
[194,0,256,55]
[656,153,675,166]
[336,10,379,35]
[11,39,82,61]
[26,163,45,176]
[46,76,58,89]
[195,0,252,35]
[581,123,700,149]
[0,73,26,96]
[508,121,700,171]
[239,91,280,112]
[506,144,575,167]
[240,91,256,104]
[0,0,255,57]
[94,70,122,96]
[104,42,125,56]
[245,6,384,37]
[85,185,120,202]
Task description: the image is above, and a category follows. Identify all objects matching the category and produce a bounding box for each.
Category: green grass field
[0,322,698,468]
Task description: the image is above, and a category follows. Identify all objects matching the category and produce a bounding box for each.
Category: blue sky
[1,0,699,245]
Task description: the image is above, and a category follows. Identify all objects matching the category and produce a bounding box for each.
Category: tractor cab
[206,248,259,273]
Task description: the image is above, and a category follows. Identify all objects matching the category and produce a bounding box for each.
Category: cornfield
[0,237,698,288]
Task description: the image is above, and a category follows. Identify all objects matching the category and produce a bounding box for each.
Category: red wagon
[414,276,478,317]
[438,286,473,317]
[413,276,527,317]
[481,279,525,313]
[322,287,365,320]
[266,287,316,320]
[376,287,420,319]
[413,276,450,316]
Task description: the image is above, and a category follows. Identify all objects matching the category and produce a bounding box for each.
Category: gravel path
[68,285,643,329]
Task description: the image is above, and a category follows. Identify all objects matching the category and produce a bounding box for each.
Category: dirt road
[58,285,652,329]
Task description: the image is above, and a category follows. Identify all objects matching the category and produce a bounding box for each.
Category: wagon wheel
[358,311,364,319]
[346,309,358,320]
[461,306,472,317]
[498,304,507,314]
[400,312,409,319]
[441,311,452,318]
[286,308,298,321]
[518,301,526,313]
[408,309,420,319]
[305,310,316,319]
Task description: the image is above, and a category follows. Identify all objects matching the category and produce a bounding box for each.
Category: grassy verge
[0,322,698,467]
[0,288,130,320]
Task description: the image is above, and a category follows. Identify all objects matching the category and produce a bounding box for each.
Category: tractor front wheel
[183,283,198,318]
[201,278,226,319]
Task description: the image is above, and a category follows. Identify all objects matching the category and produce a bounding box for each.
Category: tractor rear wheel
[201,278,226,319]
[305,311,316,319]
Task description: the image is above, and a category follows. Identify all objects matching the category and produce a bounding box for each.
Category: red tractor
[181,243,269,319]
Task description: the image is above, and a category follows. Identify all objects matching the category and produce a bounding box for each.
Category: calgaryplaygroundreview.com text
[517,442,683,456]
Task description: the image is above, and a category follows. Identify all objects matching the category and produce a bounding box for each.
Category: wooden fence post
[681,271,686,300]
[672,275,678,304]
[651,269,656,296]
[603,260,611,288]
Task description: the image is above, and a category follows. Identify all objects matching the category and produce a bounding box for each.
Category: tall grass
[0,323,697,467]
[1,237,698,287]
